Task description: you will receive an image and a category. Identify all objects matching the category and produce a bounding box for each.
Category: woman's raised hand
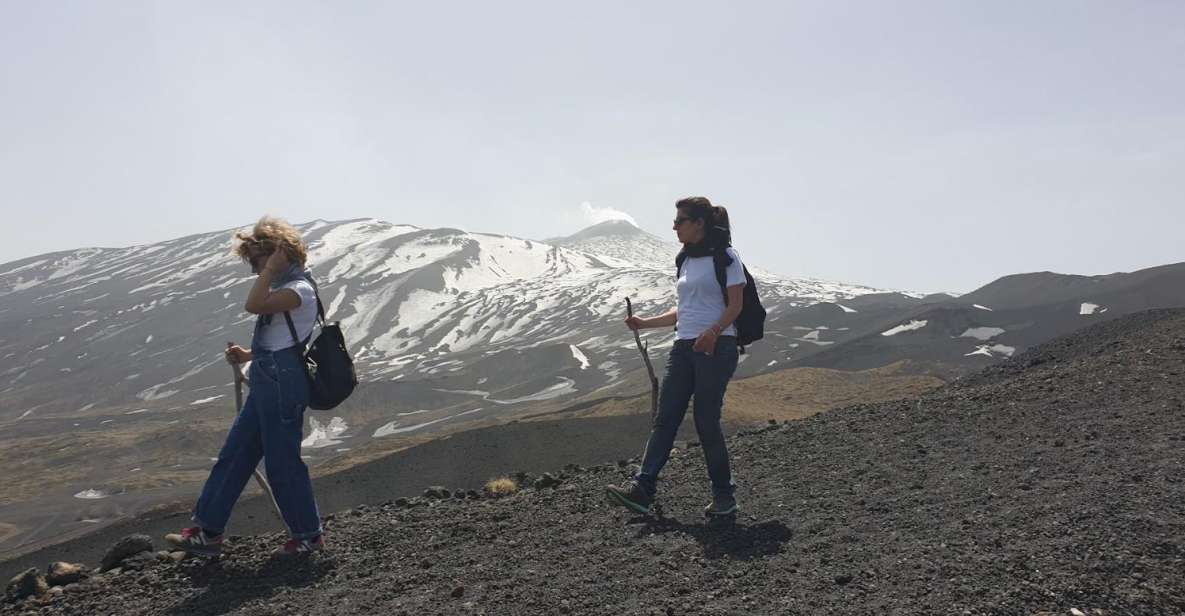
[264,249,289,273]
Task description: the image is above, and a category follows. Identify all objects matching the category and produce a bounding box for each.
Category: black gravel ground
[4,309,1184,615]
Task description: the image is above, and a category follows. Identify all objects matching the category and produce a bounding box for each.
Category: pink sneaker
[273,534,325,557]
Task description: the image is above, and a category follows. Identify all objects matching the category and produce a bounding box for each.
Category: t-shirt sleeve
[724,248,746,287]
[282,280,316,308]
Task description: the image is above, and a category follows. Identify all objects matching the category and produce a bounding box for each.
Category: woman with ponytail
[606,196,746,518]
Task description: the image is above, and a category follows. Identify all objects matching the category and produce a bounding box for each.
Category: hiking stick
[228,344,284,524]
[626,298,659,425]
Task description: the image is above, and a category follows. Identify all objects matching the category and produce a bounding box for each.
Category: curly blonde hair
[232,216,308,267]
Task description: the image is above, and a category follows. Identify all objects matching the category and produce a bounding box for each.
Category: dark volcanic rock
[44,563,87,587]
[99,535,153,572]
[533,473,562,490]
[4,569,47,603]
[423,486,450,499]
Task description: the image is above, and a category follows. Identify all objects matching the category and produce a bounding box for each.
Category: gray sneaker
[704,495,738,517]
[605,480,653,514]
[164,527,223,557]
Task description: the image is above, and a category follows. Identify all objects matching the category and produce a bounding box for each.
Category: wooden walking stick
[626,298,659,426]
[228,343,285,524]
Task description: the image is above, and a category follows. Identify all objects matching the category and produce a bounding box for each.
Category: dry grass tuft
[484,476,518,497]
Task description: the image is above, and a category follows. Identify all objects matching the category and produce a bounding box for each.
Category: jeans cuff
[290,526,324,540]
[633,473,657,498]
[190,514,223,535]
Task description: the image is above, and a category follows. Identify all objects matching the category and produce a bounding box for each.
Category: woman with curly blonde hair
[165,216,326,557]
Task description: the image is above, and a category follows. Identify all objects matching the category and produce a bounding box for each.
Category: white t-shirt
[676,247,746,341]
[255,279,319,351]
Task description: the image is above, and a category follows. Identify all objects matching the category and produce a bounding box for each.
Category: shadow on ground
[167,554,335,616]
[631,514,793,561]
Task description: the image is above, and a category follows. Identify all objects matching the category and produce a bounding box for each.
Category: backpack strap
[713,251,730,306]
[283,276,324,350]
[301,273,327,325]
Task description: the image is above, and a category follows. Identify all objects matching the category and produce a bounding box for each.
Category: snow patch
[569,344,590,369]
[302,416,350,449]
[881,320,928,336]
[489,378,578,404]
[74,489,110,500]
[373,415,452,438]
[1080,303,1102,315]
[965,344,1017,358]
[959,327,1006,341]
[191,395,225,405]
[837,304,857,313]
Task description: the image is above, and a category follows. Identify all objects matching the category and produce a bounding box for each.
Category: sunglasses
[673,216,695,226]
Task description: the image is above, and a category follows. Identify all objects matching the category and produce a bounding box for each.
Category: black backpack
[676,250,767,351]
[283,278,358,411]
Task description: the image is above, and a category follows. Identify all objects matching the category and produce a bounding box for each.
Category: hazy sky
[2,1,1182,292]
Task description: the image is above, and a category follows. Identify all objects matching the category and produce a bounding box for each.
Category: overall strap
[283,312,312,349]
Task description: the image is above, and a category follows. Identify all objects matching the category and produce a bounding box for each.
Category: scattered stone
[119,551,159,572]
[100,534,154,572]
[45,562,88,587]
[6,568,48,602]
[451,585,465,598]
[395,497,411,508]
[533,473,562,490]
[834,574,853,585]
[424,486,451,499]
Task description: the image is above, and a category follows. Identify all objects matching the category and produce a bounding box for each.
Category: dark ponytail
[676,196,732,249]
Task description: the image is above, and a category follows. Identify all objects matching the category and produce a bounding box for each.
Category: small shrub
[485,476,518,497]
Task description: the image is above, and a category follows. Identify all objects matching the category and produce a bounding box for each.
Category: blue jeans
[636,337,739,500]
[193,346,322,539]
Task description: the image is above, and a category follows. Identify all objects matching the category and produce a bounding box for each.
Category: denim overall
[192,317,322,539]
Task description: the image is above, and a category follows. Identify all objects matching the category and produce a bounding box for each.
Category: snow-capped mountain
[0,218,889,427]
[546,219,679,269]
